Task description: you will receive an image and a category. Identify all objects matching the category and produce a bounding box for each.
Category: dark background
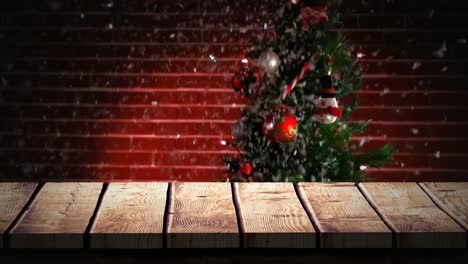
[0,249,468,264]
[0,0,467,182]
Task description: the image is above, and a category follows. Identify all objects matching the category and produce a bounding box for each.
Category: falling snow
[356,52,365,59]
[412,61,422,70]
[432,42,447,58]
[209,54,217,62]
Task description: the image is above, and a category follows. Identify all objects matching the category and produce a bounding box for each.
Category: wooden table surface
[0,182,466,249]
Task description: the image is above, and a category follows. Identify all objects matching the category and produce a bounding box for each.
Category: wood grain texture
[166,183,239,248]
[90,182,168,248]
[297,182,392,248]
[0,182,38,248]
[419,182,468,231]
[359,182,465,248]
[234,182,315,248]
[9,182,102,248]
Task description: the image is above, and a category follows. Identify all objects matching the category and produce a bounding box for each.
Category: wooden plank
[9,182,102,248]
[419,182,468,231]
[234,182,315,248]
[359,182,465,248]
[297,182,392,248]
[166,183,239,248]
[89,182,168,248]
[0,182,38,248]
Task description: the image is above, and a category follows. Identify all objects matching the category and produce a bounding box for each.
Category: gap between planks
[421,183,468,250]
[83,182,109,248]
[162,181,173,249]
[230,182,245,248]
[297,183,392,248]
[356,182,397,248]
[358,183,466,248]
[2,182,44,248]
[8,182,104,248]
[232,183,316,248]
[294,183,322,248]
[419,182,468,230]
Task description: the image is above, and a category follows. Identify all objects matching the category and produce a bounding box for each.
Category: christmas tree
[224,0,393,182]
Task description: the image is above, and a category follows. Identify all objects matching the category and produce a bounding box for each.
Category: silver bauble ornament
[231,120,250,140]
[258,50,280,75]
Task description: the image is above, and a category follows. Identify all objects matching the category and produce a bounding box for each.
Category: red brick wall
[0,0,467,181]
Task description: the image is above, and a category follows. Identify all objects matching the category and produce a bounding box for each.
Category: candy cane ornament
[282,53,342,124]
[281,52,322,100]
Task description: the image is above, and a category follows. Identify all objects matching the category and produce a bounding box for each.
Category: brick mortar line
[2,12,467,17]
[3,42,462,48]
[2,148,467,157]
[1,88,465,94]
[0,148,237,154]
[2,72,468,78]
[0,162,467,172]
[2,133,468,141]
[2,118,467,125]
[0,26,466,33]
[1,104,466,110]
[6,57,468,63]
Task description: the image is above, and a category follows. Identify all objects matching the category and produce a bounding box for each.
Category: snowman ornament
[312,75,342,124]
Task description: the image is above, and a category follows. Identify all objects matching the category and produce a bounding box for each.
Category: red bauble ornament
[263,109,297,143]
[231,72,245,92]
[231,62,263,96]
[241,163,253,175]
[276,112,298,142]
